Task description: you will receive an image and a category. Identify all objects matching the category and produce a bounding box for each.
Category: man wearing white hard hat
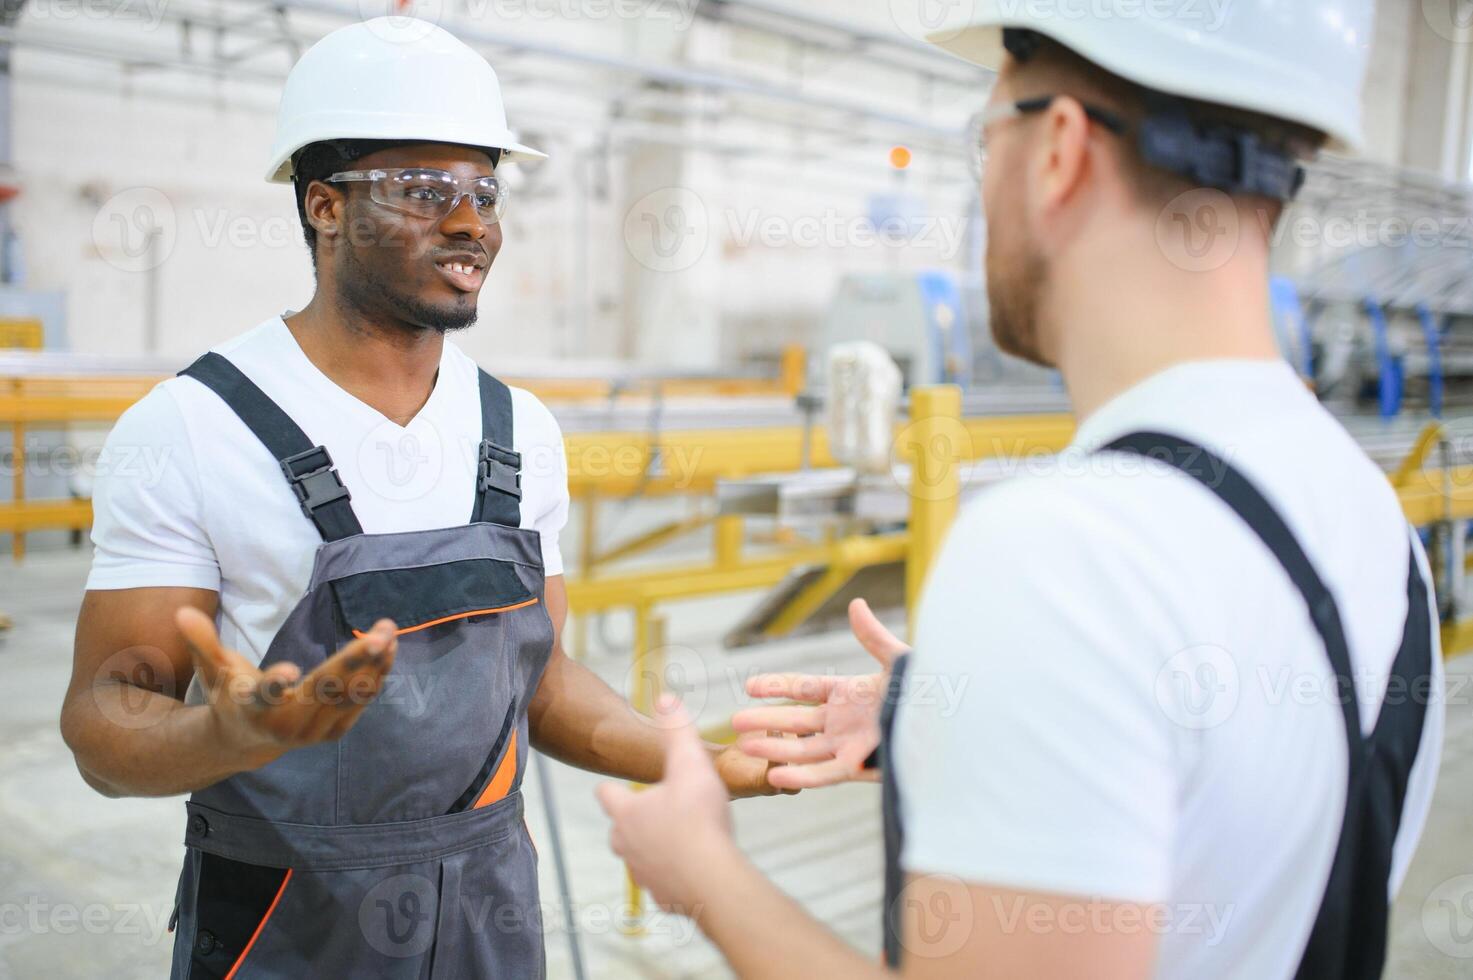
[60,17,782,978]
[599,2,1445,977]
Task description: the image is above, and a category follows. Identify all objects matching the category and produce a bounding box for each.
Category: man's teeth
[440,261,478,276]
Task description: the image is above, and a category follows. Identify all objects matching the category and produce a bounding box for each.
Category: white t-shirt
[896,360,1444,979]
[86,317,570,669]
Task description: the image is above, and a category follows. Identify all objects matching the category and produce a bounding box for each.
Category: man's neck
[285,294,445,426]
[1046,223,1282,422]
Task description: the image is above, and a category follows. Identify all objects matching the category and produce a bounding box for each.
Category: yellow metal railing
[0,347,813,559]
[0,317,43,350]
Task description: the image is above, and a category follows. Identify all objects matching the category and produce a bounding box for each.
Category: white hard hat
[264,17,546,183]
[926,0,1374,151]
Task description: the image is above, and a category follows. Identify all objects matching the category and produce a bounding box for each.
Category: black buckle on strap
[280,445,351,519]
[477,440,522,501]
[1139,108,1305,201]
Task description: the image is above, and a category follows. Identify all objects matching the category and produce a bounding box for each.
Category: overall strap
[1105,432,1363,753]
[1106,431,1434,980]
[879,653,912,969]
[472,369,522,528]
[179,352,363,542]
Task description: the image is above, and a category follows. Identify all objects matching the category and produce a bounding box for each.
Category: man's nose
[438,194,488,240]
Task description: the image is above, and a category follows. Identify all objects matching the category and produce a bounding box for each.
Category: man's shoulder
[114,319,288,448]
[960,456,1194,538]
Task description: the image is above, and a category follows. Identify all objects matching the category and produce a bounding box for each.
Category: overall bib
[878,433,1434,978]
[167,352,554,979]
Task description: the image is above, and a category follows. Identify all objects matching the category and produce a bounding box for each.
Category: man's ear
[1035,95,1093,214]
[303,181,345,246]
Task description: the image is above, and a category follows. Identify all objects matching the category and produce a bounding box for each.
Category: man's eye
[405,186,445,202]
[475,194,497,210]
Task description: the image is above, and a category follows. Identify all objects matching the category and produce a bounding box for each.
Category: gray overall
[167,352,553,979]
[878,432,1434,977]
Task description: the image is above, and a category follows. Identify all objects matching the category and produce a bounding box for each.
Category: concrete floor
[2,549,1471,979]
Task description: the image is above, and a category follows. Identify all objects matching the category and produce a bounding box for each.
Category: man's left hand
[596,696,737,915]
[714,738,794,798]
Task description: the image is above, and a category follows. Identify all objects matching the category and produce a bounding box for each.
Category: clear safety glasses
[968,96,1128,179]
[324,168,509,224]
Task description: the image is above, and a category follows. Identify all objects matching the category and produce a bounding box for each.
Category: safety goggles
[324,168,509,224]
[969,96,1127,178]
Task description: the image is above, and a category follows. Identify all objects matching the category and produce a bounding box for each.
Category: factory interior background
[4,0,1473,977]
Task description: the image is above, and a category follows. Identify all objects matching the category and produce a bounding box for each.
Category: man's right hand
[731,598,908,790]
[175,607,399,767]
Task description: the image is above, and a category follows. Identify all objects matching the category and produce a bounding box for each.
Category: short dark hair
[291,140,503,256]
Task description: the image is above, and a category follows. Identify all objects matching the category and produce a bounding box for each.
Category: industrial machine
[820,271,972,389]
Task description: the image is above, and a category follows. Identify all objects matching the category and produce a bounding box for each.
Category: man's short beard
[986,235,1050,367]
[339,245,479,335]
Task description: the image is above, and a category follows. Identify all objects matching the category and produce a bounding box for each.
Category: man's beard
[340,246,479,335]
[985,228,1050,367]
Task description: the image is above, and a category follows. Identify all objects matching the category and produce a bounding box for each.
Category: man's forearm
[527,651,667,782]
[62,685,276,798]
[690,844,886,980]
